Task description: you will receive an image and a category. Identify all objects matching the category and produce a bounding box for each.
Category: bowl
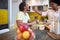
[38,25,45,30]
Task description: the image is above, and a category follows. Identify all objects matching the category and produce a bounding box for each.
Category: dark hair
[50,2,57,4]
[50,0,60,4]
[19,2,26,11]
[50,0,58,5]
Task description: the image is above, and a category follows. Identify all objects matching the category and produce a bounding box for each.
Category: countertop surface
[0,29,53,40]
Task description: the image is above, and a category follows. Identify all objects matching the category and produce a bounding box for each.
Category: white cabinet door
[12,0,18,2]
[26,0,49,6]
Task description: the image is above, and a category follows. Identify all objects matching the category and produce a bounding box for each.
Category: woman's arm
[27,20,36,25]
[33,6,42,15]
[33,6,48,16]
[16,20,23,27]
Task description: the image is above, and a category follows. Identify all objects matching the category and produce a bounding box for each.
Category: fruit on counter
[22,31,30,39]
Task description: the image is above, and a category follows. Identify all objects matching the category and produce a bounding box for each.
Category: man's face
[50,2,58,9]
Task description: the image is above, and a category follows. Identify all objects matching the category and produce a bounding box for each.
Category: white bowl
[38,25,45,30]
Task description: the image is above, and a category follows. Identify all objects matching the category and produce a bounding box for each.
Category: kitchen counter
[0,29,53,40]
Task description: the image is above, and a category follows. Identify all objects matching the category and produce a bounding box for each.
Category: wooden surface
[47,32,60,40]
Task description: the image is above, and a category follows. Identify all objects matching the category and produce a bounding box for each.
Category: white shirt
[42,9,60,32]
[16,11,30,23]
[42,9,60,22]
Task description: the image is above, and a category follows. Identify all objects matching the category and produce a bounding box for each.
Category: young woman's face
[50,2,58,9]
[24,4,29,11]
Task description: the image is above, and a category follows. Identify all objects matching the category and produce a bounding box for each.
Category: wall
[8,0,12,27]
[9,0,22,27]
[12,0,21,24]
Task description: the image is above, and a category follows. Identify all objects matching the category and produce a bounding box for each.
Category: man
[33,2,60,32]
[16,2,35,40]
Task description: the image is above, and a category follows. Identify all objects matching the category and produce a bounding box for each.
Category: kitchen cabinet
[26,0,49,12]
[12,0,18,2]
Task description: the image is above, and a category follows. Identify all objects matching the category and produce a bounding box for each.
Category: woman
[16,2,35,40]
[33,2,60,32]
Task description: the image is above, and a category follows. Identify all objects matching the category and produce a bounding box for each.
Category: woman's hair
[19,2,26,11]
[50,0,58,5]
